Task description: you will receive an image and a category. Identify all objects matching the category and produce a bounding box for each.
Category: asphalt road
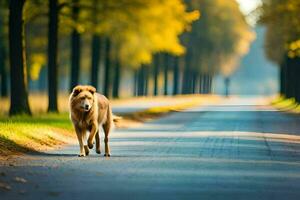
[2,97,300,200]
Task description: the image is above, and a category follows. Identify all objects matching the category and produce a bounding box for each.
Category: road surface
[1,97,300,200]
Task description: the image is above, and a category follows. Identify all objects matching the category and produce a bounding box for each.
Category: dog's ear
[72,86,82,97]
[87,86,96,95]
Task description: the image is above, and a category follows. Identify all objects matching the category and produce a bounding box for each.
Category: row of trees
[259,0,300,102]
[0,0,253,115]
[182,0,254,94]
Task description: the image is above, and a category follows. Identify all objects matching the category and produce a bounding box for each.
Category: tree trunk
[172,56,179,95]
[133,69,138,96]
[137,66,145,96]
[285,57,295,99]
[208,75,213,94]
[103,38,111,98]
[202,74,208,94]
[295,57,300,103]
[182,53,191,94]
[283,56,289,98]
[192,72,198,94]
[285,63,291,98]
[144,65,149,96]
[8,0,31,115]
[189,71,194,94]
[279,59,286,97]
[153,54,159,96]
[279,65,284,96]
[198,74,203,93]
[70,0,81,91]
[0,41,8,97]
[163,54,169,96]
[90,34,101,89]
[112,59,120,98]
[137,68,141,96]
[291,57,300,102]
[47,0,59,112]
[0,13,8,97]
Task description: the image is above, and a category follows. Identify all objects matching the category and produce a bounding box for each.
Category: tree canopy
[259,0,300,64]
[184,0,254,76]
[78,0,200,67]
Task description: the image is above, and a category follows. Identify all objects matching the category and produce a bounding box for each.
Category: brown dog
[69,85,113,157]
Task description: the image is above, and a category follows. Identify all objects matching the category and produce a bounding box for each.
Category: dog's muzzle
[82,104,90,112]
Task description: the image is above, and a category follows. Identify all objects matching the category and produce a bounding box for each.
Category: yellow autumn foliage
[29,54,46,81]
[259,0,300,63]
[184,0,254,76]
[81,0,199,67]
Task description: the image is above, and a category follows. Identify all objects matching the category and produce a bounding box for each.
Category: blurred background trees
[1,0,255,115]
[259,0,300,102]
[183,0,254,94]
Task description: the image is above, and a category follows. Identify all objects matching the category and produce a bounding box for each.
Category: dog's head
[71,85,96,112]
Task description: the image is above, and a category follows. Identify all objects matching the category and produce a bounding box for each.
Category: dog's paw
[88,142,94,149]
[84,145,90,156]
[96,149,101,154]
[78,153,86,157]
[104,153,110,157]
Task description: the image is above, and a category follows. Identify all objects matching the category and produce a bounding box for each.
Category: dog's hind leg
[102,123,111,157]
[95,131,101,154]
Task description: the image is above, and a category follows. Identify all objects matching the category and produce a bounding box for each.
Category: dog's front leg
[87,122,98,149]
[75,126,85,157]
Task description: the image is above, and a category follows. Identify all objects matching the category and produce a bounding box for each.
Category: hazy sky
[236,0,261,15]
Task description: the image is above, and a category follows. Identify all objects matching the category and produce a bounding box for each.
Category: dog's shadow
[28,151,148,158]
[37,153,147,158]
[29,152,78,157]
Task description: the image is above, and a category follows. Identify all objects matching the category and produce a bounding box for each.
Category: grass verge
[271,96,300,113]
[0,113,75,157]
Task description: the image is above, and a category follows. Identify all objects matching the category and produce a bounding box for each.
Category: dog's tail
[112,115,122,122]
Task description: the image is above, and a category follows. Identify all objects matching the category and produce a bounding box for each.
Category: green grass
[0,113,75,156]
[0,113,72,130]
[271,96,300,113]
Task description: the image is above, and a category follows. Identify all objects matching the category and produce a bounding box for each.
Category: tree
[0,1,8,97]
[47,0,59,112]
[259,0,300,101]
[0,40,8,97]
[112,58,121,98]
[89,0,102,90]
[153,54,160,96]
[182,0,254,94]
[103,38,111,98]
[172,56,180,95]
[163,53,169,96]
[90,34,101,89]
[8,0,31,115]
[69,0,81,91]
